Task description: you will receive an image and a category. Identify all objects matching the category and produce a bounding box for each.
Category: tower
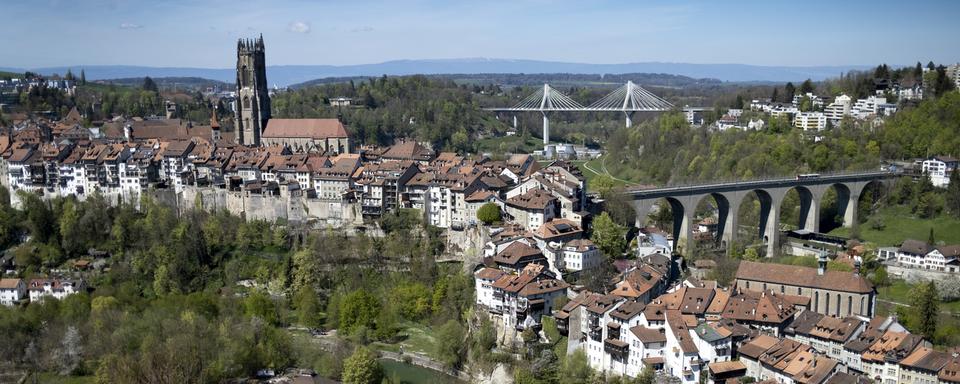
[235,35,270,146]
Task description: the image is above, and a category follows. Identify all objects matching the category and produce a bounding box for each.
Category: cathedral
[235,35,271,146]
[233,35,350,154]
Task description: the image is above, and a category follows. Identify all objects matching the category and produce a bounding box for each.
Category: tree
[142,76,159,93]
[338,290,380,334]
[946,169,960,217]
[590,174,617,197]
[928,228,936,245]
[295,287,322,328]
[799,79,815,94]
[342,347,383,384]
[783,82,796,103]
[476,202,501,225]
[559,349,593,384]
[911,281,940,339]
[591,212,628,258]
[80,69,86,85]
[435,319,465,368]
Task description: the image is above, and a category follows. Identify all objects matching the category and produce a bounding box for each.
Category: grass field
[475,135,542,154]
[371,322,438,358]
[829,205,960,246]
[29,373,94,384]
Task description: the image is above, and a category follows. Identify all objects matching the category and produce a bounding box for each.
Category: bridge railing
[626,169,899,193]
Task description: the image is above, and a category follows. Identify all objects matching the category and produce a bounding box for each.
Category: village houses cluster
[474,227,960,384]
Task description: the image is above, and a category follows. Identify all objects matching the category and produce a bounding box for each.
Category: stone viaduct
[626,171,900,257]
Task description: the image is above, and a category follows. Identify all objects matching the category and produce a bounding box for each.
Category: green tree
[142,76,159,93]
[590,174,617,197]
[591,212,628,258]
[342,347,383,384]
[435,319,466,368]
[296,287,322,328]
[559,349,593,384]
[799,79,815,94]
[244,291,279,325]
[80,69,86,85]
[912,281,940,339]
[339,290,380,334]
[476,202,501,225]
[947,169,960,218]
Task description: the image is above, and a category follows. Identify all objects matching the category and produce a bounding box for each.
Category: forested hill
[291,72,721,89]
[94,77,229,90]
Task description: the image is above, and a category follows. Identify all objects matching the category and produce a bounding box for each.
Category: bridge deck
[625,171,898,199]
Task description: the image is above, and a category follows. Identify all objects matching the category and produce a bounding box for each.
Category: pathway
[583,155,638,186]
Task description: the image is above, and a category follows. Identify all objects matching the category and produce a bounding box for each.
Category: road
[583,155,638,186]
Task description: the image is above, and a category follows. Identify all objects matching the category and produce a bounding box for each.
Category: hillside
[94,76,230,91]
[291,72,721,89]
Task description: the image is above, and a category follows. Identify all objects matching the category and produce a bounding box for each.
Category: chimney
[123,123,132,142]
[817,253,827,276]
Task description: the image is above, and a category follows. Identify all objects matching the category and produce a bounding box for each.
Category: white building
[794,112,827,131]
[0,278,26,306]
[921,156,958,187]
[824,94,852,124]
[561,239,602,272]
[27,278,86,302]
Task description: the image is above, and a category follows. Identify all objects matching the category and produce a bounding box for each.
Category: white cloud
[288,21,311,34]
[119,22,142,29]
[350,26,374,33]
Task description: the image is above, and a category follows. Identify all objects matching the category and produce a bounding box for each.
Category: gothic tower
[235,35,270,146]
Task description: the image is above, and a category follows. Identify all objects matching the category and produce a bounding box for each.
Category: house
[921,156,957,187]
[794,112,827,131]
[895,239,960,272]
[860,330,926,384]
[488,263,567,332]
[560,239,602,273]
[27,278,86,301]
[735,259,875,318]
[0,278,26,306]
[504,188,557,231]
[492,241,548,273]
[898,346,950,384]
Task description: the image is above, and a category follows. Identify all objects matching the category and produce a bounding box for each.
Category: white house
[0,278,26,306]
[561,239,602,272]
[794,112,827,131]
[921,156,958,187]
[27,278,86,302]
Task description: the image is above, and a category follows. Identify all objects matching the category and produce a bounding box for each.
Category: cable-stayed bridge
[484,81,674,144]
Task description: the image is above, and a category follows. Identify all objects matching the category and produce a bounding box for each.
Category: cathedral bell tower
[235,34,270,146]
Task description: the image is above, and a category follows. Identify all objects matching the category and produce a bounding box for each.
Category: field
[829,205,960,246]
[475,135,543,154]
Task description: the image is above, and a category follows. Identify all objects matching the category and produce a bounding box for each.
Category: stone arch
[689,192,732,251]
[819,183,852,232]
[778,185,819,231]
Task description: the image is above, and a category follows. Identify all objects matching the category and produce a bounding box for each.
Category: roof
[708,360,747,375]
[609,300,646,321]
[900,346,951,373]
[0,278,23,289]
[518,278,568,297]
[940,359,960,383]
[679,287,716,315]
[694,322,729,343]
[535,219,583,240]
[262,118,348,139]
[862,330,923,363]
[665,310,698,354]
[787,310,825,336]
[736,261,874,293]
[380,140,434,161]
[474,267,506,281]
[493,241,544,266]
[505,188,556,210]
[900,239,932,255]
[738,334,779,359]
[630,325,667,344]
[824,372,869,384]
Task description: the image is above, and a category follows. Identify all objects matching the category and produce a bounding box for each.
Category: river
[379,359,464,384]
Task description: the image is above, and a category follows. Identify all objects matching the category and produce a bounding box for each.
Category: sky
[2,0,960,69]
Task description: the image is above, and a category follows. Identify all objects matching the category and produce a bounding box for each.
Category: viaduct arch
[626,172,896,257]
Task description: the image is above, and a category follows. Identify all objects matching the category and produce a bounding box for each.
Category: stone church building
[234,35,350,154]
[734,258,876,318]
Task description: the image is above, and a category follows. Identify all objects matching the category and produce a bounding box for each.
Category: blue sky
[2,0,959,68]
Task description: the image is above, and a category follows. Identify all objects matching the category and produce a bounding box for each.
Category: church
[234,35,350,154]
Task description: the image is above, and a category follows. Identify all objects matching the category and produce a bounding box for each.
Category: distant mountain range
[1,59,875,87]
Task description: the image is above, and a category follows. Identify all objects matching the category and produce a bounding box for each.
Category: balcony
[589,326,602,342]
[604,338,629,360]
